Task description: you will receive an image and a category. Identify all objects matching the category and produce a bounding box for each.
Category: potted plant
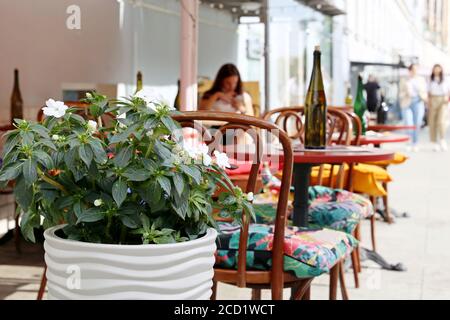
[0,91,254,300]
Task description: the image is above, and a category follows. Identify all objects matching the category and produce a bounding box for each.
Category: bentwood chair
[173,112,357,300]
[263,107,375,290]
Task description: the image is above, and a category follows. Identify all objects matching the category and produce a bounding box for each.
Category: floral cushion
[215,223,358,278]
[252,186,374,234]
[308,186,374,233]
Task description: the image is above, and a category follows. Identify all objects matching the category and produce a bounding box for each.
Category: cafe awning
[296,0,346,16]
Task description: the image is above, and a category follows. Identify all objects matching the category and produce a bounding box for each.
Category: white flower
[87,120,98,133]
[52,134,60,141]
[135,89,168,111]
[94,199,103,207]
[42,99,68,118]
[214,151,231,169]
[247,192,254,202]
[182,144,199,159]
[202,153,212,166]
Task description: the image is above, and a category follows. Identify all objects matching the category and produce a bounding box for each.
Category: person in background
[427,64,449,152]
[364,75,381,113]
[199,64,254,116]
[399,64,428,152]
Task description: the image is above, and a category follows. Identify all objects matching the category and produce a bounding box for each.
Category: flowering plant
[0,92,254,244]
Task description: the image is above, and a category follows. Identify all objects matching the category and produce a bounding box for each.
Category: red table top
[226,145,395,165]
[359,133,410,145]
[290,146,395,164]
[368,124,416,132]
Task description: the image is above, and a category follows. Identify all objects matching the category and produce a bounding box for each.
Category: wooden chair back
[172,111,293,299]
[263,106,353,189]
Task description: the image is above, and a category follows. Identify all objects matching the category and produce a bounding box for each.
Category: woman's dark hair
[203,64,243,99]
[431,64,444,84]
[408,64,416,72]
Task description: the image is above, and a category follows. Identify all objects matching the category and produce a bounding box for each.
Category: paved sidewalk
[0,130,449,300]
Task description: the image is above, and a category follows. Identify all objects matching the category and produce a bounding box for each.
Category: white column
[180,0,199,111]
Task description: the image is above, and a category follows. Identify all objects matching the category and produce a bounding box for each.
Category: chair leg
[210,280,218,300]
[292,279,314,300]
[329,264,339,300]
[370,214,377,252]
[301,286,311,300]
[350,250,360,288]
[251,289,261,300]
[339,261,349,300]
[382,183,393,224]
[354,224,362,273]
[37,265,47,300]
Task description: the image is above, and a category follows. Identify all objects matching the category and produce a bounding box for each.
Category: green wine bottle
[304,46,327,149]
[135,71,143,94]
[11,69,24,122]
[174,79,181,111]
[354,75,368,135]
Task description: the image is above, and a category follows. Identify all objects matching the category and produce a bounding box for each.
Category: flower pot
[43,225,218,300]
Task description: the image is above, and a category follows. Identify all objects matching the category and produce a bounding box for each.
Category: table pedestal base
[293,164,313,228]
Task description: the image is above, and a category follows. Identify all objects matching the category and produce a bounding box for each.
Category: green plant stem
[37,168,69,195]
[145,139,155,158]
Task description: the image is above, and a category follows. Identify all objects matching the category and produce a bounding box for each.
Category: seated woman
[199,63,254,116]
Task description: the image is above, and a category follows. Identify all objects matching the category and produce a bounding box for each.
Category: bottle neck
[13,70,19,89]
[310,52,323,88]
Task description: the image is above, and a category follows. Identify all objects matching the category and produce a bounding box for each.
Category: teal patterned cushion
[215,223,358,278]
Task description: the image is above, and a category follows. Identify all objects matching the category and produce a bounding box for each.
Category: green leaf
[122,168,151,182]
[144,117,159,130]
[173,172,184,196]
[113,145,132,168]
[154,139,172,160]
[157,176,171,195]
[109,124,139,144]
[32,150,54,169]
[37,139,57,151]
[76,208,105,224]
[89,139,107,164]
[69,113,86,124]
[30,124,50,139]
[180,165,202,184]
[161,116,179,131]
[14,177,33,210]
[119,215,139,229]
[2,133,20,158]
[112,178,127,208]
[142,159,158,174]
[0,162,23,182]
[20,131,34,146]
[78,144,93,167]
[23,158,38,185]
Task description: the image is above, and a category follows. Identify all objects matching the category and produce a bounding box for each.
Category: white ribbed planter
[44,225,218,300]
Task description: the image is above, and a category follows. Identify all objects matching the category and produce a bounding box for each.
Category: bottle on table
[354,75,368,135]
[135,71,143,94]
[11,68,24,122]
[304,46,327,149]
[174,79,181,111]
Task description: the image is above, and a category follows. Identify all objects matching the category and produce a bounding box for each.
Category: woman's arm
[199,92,220,110]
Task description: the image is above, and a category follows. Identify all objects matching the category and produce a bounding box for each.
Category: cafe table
[289,145,395,228]
[367,124,416,132]
[358,132,410,148]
